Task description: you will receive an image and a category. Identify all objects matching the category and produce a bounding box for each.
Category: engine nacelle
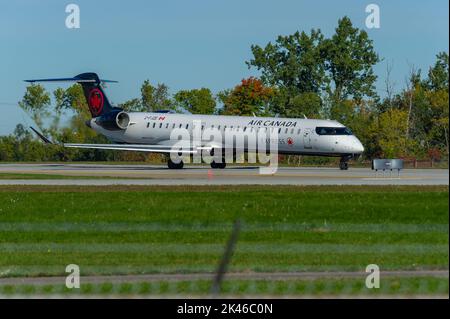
[94,111,130,130]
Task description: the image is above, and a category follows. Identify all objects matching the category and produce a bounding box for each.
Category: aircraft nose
[354,139,364,154]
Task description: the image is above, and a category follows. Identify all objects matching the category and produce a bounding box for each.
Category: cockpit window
[315,127,353,135]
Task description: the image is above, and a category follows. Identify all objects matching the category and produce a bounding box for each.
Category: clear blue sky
[0,0,448,134]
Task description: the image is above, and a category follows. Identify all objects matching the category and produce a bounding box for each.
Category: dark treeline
[1,17,448,164]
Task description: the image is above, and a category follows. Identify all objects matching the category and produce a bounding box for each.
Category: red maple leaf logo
[88,89,104,116]
[287,137,294,145]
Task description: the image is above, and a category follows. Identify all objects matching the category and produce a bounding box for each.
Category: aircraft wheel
[210,161,226,169]
[339,161,348,170]
[168,158,184,169]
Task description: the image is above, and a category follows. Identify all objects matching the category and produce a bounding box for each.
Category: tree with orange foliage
[218,77,275,116]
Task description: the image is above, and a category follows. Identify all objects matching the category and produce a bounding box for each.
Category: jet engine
[94,110,130,130]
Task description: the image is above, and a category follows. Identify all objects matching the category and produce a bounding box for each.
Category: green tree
[371,109,412,158]
[323,16,380,104]
[426,52,449,91]
[247,29,325,95]
[119,98,142,112]
[18,84,51,131]
[174,88,216,114]
[284,92,322,118]
[141,80,173,111]
[427,86,449,157]
[247,29,325,115]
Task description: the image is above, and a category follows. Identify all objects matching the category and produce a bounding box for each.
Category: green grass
[0,185,448,295]
[0,277,447,297]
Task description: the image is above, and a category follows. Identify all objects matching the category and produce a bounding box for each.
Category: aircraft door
[303,128,312,149]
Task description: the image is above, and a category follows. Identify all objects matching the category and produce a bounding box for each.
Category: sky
[0,0,448,135]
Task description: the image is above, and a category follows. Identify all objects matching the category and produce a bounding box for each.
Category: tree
[422,52,449,157]
[18,84,51,131]
[141,80,173,111]
[284,92,322,118]
[246,29,326,115]
[330,99,356,124]
[174,88,216,114]
[247,29,325,95]
[323,16,380,104]
[372,109,411,158]
[54,84,89,116]
[246,17,380,118]
[428,89,449,157]
[218,77,275,116]
[119,98,142,112]
[427,52,449,91]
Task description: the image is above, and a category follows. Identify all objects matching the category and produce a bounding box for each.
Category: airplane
[26,72,364,170]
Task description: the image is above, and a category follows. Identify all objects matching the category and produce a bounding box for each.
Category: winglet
[30,127,54,144]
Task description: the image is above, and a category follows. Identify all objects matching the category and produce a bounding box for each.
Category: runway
[0,163,448,186]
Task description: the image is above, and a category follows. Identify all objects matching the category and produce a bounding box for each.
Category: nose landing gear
[339,160,349,170]
[339,156,352,170]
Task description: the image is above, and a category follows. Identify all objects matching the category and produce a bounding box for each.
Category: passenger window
[218,125,221,130]
[172,124,175,129]
[297,129,301,134]
[243,127,247,132]
[153,123,156,128]
[278,128,281,134]
[179,124,182,128]
[291,128,294,134]
[147,122,150,128]
[186,124,189,129]
[159,123,162,128]
[285,128,288,134]
[166,123,169,129]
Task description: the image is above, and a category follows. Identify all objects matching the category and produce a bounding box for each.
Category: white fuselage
[90,112,364,157]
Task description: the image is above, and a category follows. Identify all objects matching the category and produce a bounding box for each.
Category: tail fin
[25,72,120,117]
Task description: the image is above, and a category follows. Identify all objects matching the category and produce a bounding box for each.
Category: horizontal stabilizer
[24,77,118,84]
[30,127,54,144]
[24,73,118,117]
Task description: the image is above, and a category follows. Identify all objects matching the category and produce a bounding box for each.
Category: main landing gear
[209,148,226,169]
[167,158,184,169]
[210,161,226,169]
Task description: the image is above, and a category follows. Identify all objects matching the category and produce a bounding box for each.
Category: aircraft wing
[30,127,213,154]
[64,143,206,154]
